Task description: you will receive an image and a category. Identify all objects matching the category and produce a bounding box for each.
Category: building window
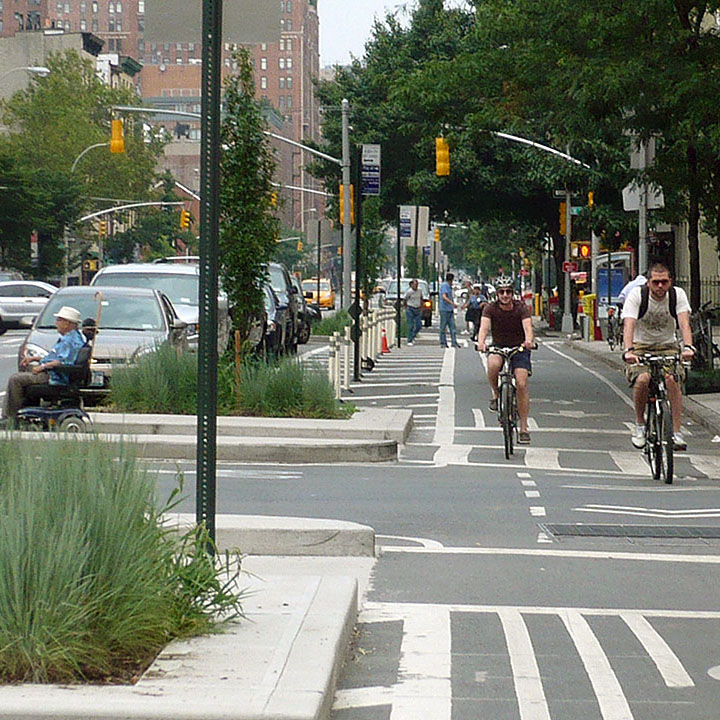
[279,58,285,69]
[286,57,292,69]
[80,1,85,10]
[286,95,292,109]
[109,1,114,12]
[138,16,144,31]
[286,76,292,88]
[224,58,230,67]
[138,0,144,12]
[260,57,267,70]
[279,77,285,89]
[64,2,69,13]
[108,18,114,30]
[116,0,122,11]
[0,19,3,32]
[261,42,267,50]
[138,38,144,52]
[286,0,292,12]
[92,17,98,30]
[286,38,292,51]
[14,13,23,30]
[279,95,285,108]
[286,19,292,31]
[279,38,284,51]
[176,56,183,64]
[280,1,284,12]
[56,1,62,12]
[260,76,267,89]
[80,18,87,29]
[92,0,98,13]
[116,19,122,30]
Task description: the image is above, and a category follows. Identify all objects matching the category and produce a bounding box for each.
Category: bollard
[343,325,351,390]
[332,331,341,398]
[327,333,336,388]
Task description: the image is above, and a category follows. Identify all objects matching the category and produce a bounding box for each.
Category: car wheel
[0,316,6,336]
[297,322,310,345]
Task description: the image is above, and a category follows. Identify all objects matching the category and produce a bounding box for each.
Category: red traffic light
[579,243,590,259]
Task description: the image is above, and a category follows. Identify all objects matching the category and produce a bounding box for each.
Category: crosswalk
[334,601,720,719]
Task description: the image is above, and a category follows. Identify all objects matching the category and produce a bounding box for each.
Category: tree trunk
[687,145,701,312]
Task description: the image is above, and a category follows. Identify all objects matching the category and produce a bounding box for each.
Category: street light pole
[561,188,574,333]
[341,99,351,310]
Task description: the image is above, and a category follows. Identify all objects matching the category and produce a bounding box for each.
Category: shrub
[0,436,244,684]
[311,309,352,336]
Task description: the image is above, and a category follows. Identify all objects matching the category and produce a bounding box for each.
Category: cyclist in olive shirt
[476,276,534,444]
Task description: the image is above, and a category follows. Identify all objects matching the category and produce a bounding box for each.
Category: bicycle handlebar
[485,343,538,355]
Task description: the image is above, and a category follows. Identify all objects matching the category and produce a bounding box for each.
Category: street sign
[361,144,381,196]
[348,301,361,321]
[562,261,578,273]
[570,206,583,216]
[622,182,665,211]
[399,206,412,239]
[553,190,582,199]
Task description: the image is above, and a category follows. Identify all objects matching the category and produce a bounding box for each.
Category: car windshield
[37,294,164,331]
[267,266,287,294]
[302,280,330,291]
[93,273,198,307]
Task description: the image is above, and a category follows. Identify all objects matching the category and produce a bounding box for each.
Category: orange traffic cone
[381,327,391,354]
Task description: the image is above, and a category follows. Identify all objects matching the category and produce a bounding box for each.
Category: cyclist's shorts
[624,343,685,386]
[510,348,532,376]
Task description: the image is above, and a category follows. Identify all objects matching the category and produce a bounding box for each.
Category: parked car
[384,278,433,326]
[291,275,314,344]
[90,262,231,353]
[0,270,23,282]
[261,283,285,357]
[18,286,188,392]
[264,262,299,354]
[0,280,57,335]
[301,278,335,310]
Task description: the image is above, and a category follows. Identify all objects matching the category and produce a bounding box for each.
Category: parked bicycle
[606,306,623,351]
[486,344,535,459]
[690,301,720,370]
[637,353,683,484]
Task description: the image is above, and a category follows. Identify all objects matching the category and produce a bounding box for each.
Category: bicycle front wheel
[501,381,514,459]
[646,401,661,480]
[657,399,674,484]
[607,321,616,350]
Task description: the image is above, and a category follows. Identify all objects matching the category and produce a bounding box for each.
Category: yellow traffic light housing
[297,240,304,252]
[98,220,107,237]
[179,210,191,230]
[339,184,354,225]
[435,137,450,176]
[434,227,440,242]
[110,119,125,154]
[588,191,594,208]
[559,202,567,235]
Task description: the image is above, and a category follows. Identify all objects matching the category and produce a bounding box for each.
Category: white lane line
[528,417,539,431]
[537,532,553,544]
[560,610,634,720]
[621,613,694,688]
[529,506,546,517]
[349,393,438,401]
[610,451,649,476]
[518,472,532,478]
[524,448,561,470]
[355,381,440,389]
[333,686,395,710]
[455,426,630,435]
[497,609,551,720]
[525,490,540,498]
[546,343,634,409]
[521,480,537,487]
[381,545,720,564]
[432,348,456,453]
[390,605,451,720]
[472,408,486,429]
[433,443,472,466]
[377,534,445,549]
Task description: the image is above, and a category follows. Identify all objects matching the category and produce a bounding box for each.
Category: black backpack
[637,284,677,324]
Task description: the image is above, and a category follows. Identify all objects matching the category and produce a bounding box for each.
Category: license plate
[90,371,105,387]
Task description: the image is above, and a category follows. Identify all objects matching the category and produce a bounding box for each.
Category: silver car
[18,286,188,389]
[0,280,57,333]
[90,262,232,353]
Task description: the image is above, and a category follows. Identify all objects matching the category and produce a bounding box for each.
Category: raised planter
[685,368,720,395]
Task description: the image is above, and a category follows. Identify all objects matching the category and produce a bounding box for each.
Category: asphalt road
[4,321,720,719]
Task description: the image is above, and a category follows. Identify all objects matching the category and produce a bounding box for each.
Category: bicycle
[690,301,720,370]
[606,306,623,351]
[636,353,682,484]
[487,345,531,459]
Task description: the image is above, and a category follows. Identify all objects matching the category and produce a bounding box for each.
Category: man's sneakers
[489,397,498,412]
[407,341,414,346]
[673,432,687,451]
[631,424,646,449]
[518,431,531,444]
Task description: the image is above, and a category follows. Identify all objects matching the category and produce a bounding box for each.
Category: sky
[319,1,405,67]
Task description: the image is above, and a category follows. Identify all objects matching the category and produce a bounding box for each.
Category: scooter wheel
[58,415,89,433]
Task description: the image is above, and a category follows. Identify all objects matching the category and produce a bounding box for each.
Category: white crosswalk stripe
[336,602,707,719]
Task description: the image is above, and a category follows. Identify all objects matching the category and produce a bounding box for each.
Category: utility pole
[341,98,351,310]
[638,141,648,274]
[561,188,574,333]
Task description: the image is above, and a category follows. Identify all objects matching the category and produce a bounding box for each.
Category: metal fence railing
[675,276,720,308]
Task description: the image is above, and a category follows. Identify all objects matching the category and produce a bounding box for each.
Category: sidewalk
[566,336,720,437]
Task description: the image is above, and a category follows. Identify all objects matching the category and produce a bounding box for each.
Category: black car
[264,262,299,354]
[290,275,314,344]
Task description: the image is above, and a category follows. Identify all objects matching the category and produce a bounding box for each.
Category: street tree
[219,49,279,341]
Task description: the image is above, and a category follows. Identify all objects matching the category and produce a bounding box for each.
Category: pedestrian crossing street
[334,600,720,720]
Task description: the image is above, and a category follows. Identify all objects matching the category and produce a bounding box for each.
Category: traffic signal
[98,220,107,237]
[110,119,125,154]
[339,184,354,225]
[570,242,591,259]
[435,137,450,176]
[559,202,567,235]
[179,210,191,229]
[434,227,440,242]
[297,240,303,252]
[588,191,594,208]
[270,191,278,207]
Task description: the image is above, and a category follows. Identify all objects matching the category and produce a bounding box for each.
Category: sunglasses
[497,289,513,295]
[650,279,670,286]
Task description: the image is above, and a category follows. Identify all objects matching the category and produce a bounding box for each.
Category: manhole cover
[540,524,720,539]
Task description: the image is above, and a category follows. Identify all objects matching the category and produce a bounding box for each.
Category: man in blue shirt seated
[1,305,86,422]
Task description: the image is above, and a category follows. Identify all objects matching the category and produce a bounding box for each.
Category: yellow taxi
[301,278,335,310]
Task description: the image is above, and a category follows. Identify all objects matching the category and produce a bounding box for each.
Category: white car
[90,262,232,353]
[0,280,57,334]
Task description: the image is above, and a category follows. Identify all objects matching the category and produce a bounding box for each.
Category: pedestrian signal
[570,242,591,259]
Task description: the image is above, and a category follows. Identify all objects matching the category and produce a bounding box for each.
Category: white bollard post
[328,333,336,388]
[332,331,341,398]
[343,325,351,390]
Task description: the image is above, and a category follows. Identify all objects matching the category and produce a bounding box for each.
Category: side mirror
[19,316,34,327]
[304,291,313,299]
[172,319,188,330]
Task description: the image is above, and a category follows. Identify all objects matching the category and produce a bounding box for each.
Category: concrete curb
[0,571,359,720]
[567,338,720,437]
[167,514,376,557]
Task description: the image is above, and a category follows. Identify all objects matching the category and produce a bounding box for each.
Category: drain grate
[540,523,720,539]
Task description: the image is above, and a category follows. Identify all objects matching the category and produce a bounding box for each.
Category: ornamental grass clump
[0,436,244,684]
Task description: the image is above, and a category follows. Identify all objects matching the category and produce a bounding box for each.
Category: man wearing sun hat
[1,305,86,422]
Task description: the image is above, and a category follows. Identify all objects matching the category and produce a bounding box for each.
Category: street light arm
[492,131,591,169]
[71,142,110,173]
[0,66,50,81]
